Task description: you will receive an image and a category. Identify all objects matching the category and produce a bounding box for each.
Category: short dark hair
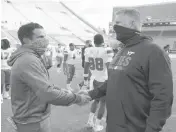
[1,38,10,50]
[18,22,43,44]
[69,43,74,47]
[94,34,104,45]
[85,40,91,44]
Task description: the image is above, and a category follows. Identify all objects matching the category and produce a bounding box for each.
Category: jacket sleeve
[20,57,81,106]
[88,80,107,99]
[145,46,173,132]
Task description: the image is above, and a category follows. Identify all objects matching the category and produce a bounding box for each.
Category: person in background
[164,44,170,54]
[7,22,91,132]
[81,40,92,68]
[41,46,53,70]
[63,43,78,91]
[1,38,12,102]
[78,40,93,89]
[84,34,113,131]
[108,37,122,56]
[56,46,64,73]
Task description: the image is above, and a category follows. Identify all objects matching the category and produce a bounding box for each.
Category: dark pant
[16,118,51,132]
[1,69,11,93]
[67,64,75,82]
[56,56,63,67]
[93,80,106,101]
[91,80,106,119]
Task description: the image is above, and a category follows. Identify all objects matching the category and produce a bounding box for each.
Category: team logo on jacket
[127,51,135,56]
[109,55,132,70]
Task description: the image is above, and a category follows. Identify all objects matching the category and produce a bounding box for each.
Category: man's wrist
[73,93,82,104]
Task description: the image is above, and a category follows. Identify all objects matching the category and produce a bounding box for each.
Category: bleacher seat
[2,0,98,46]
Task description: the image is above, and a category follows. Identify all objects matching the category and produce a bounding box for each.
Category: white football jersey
[1,48,14,70]
[56,52,64,58]
[55,52,64,64]
[85,46,114,82]
[64,49,77,65]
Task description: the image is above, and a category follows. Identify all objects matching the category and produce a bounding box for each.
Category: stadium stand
[112,2,176,23]
[1,0,99,46]
[111,2,176,49]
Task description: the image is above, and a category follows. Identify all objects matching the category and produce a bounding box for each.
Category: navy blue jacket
[89,34,173,132]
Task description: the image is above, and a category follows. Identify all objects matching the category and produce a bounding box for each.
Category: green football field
[1,59,176,132]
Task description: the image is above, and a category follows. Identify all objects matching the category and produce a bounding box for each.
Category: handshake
[74,88,92,106]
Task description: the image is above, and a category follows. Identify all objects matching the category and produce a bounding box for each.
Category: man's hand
[77,94,91,106]
[74,90,91,106]
[77,89,89,95]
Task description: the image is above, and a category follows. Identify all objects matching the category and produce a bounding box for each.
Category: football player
[41,46,53,70]
[1,38,13,102]
[63,43,77,91]
[83,34,114,131]
[56,48,64,73]
[78,40,93,89]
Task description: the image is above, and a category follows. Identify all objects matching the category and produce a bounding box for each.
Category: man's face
[23,28,47,44]
[31,28,47,42]
[113,14,133,29]
[69,45,74,51]
[85,43,89,47]
[85,41,92,47]
[1,39,10,50]
[113,14,141,31]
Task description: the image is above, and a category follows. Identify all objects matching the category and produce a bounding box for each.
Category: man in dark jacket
[7,22,90,132]
[80,9,173,132]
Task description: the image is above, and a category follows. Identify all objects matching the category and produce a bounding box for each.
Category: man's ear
[23,38,31,44]
[131,20,141,31]
[130,21,136,29]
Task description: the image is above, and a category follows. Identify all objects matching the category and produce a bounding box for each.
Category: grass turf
[1,59,176,132]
